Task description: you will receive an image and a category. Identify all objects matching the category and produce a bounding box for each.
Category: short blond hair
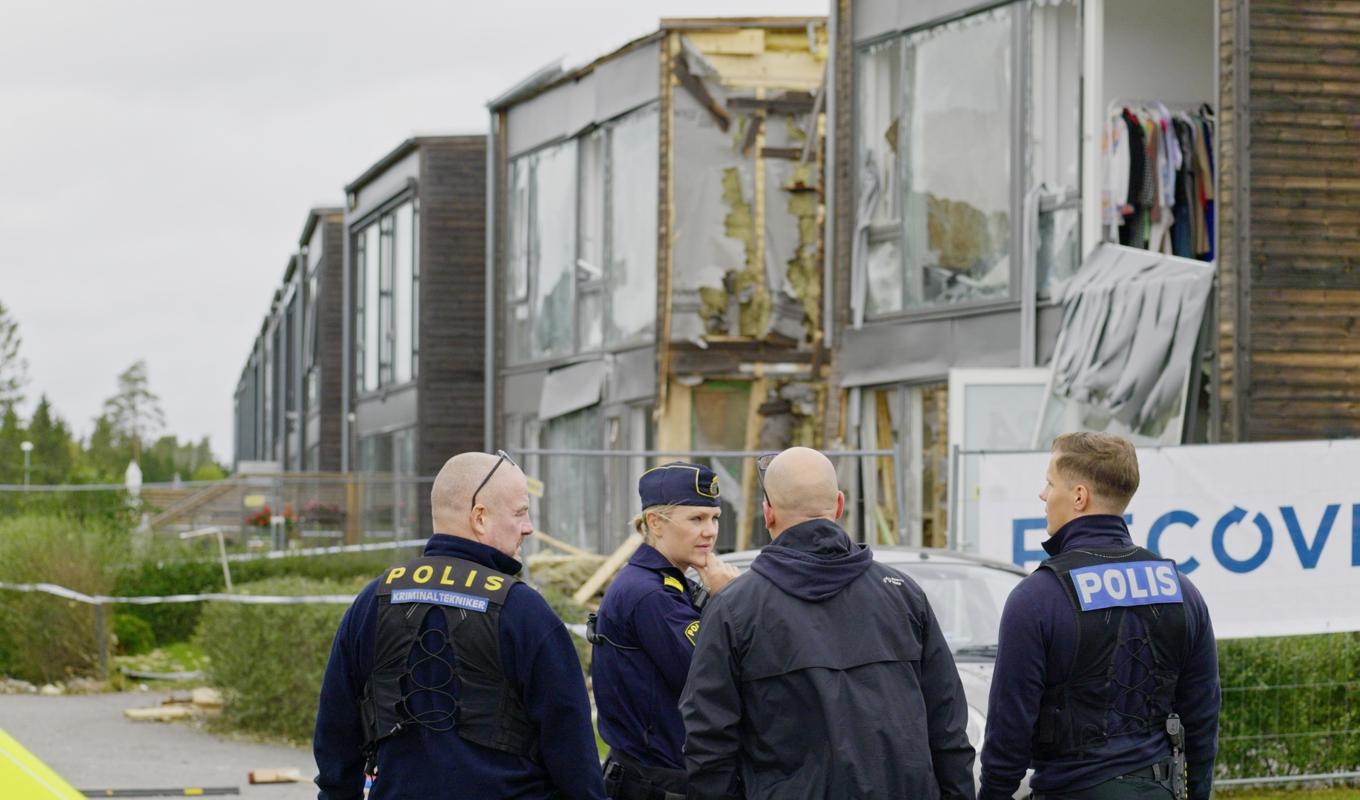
[630,504,681,544]
[1052,432,1140,509]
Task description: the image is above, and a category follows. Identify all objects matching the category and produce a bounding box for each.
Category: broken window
[856,39,903,318]
[901,7,1013,310]
[578,129,606,352]
[691,381,755,551]
[606,106,659,346]
[542,407,603,550]
[531,140,578,359]
[506,159,531,362]
[1031,0,1082,293]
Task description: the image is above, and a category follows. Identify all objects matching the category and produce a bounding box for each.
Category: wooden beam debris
[571,535,643,606]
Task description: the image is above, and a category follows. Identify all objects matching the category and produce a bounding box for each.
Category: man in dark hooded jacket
[679,447,976,800]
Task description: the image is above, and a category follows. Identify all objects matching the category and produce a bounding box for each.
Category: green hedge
[0,515,126,682]
[196,576,365,743]
[1217,632,1360,779]
[114,548,415,646]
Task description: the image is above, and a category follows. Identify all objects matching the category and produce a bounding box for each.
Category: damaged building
[487,17,829,553]
[825,0,1360,549]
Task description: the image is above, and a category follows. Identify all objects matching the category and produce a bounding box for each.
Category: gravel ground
[0,690,318,799]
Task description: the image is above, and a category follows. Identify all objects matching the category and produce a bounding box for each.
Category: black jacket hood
[749,519,874,602]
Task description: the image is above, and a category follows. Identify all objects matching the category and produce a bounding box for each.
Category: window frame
[503,101,661,368]
[855,2,1032,322]
[351,190,419,397]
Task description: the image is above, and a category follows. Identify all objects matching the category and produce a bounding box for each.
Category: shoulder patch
[684,619,701,645]
[663,574,685,593]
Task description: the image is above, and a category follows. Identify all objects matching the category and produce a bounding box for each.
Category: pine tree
[26,396,75,484]
[101,360,166,463]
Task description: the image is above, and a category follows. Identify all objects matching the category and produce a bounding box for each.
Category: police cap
[638,462,721,509]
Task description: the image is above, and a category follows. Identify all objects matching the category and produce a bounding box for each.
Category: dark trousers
[1034,763,1176,799]
[603,750,687,800]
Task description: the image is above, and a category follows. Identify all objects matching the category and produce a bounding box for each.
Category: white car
[721,546,1032,798]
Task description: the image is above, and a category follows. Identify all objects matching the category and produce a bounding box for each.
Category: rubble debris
[124,705,195,722]
[248,767,303,784]
[39,683,63,696]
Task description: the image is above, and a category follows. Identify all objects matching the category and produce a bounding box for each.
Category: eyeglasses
[755,453,778,505]
[471,449,518,511]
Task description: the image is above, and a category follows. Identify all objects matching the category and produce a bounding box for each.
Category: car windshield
[895,562,1022,657]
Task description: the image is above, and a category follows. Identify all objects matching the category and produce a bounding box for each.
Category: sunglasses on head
[471,449,518,510]
[755,452,778,503]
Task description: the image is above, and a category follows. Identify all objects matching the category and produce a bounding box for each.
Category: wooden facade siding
[1216,0,1243,441]
[317,217,345,471]
[416,137,487,481]
[1234,0,1360,440]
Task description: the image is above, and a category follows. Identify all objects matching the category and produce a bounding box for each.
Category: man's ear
[834,491,845,521]
[762,499,775,531]
[469,504,486,537]
[1073,483,1091,513]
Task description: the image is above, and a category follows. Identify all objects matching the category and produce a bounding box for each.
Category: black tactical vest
[1033,545,1189,760]
[360,555,536,759]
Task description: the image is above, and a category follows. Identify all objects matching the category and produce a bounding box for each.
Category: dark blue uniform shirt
[592,543,701,770]
[980,515,1221,800]
[313,534,606,800]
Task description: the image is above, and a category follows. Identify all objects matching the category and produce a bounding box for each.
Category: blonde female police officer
[591,462,739,800]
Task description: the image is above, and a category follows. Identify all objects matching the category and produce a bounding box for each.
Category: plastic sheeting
[1039,244,1212,444]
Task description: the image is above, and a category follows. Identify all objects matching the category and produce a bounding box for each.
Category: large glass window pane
[1031,0,1082,293]
[857,39,901,227]
[378,218,394,386]
[901,8,1013,310]
[362,224,381,391]
[607,106,659,346]
[578,130,606,285]
[579,289,603,351]
[543,408,602,549]
[393,202,414,385]
[507,159,530,303]
[531,140,578,359]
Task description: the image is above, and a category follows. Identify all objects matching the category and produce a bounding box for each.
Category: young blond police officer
[591,462,739,800]
[981,433,1221,800]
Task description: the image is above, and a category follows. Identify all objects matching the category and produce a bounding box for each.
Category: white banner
[972,439,1360,639]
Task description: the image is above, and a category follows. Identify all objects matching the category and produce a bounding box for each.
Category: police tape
[221,538,428,563]
[0,581,356,606]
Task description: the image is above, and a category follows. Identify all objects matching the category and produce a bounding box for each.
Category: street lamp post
[19,440,33,488]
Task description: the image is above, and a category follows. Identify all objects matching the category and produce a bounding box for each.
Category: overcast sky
[0,0,825,464]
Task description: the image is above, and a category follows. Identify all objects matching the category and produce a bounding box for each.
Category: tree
[83,414,133,482]
[26,396,75,484]
[101,361,165,463]
[0,301,28,411]
[0,405,22,484]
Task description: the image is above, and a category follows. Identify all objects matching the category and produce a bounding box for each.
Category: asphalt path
[0,691,318,799]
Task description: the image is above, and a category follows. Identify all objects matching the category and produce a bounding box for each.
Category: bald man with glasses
[314,450,606,800]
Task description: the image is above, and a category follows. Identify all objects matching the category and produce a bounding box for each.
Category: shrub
[111,547,414,646]
[112,558,223,645]
[0,514,128,682]
[112,613,156,655]
[196,576,364,743]
[1217,632,1360,778]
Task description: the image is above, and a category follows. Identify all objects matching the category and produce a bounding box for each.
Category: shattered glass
[530,139,578,359]
[901,7,1013,309]
[606,106,659,346]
